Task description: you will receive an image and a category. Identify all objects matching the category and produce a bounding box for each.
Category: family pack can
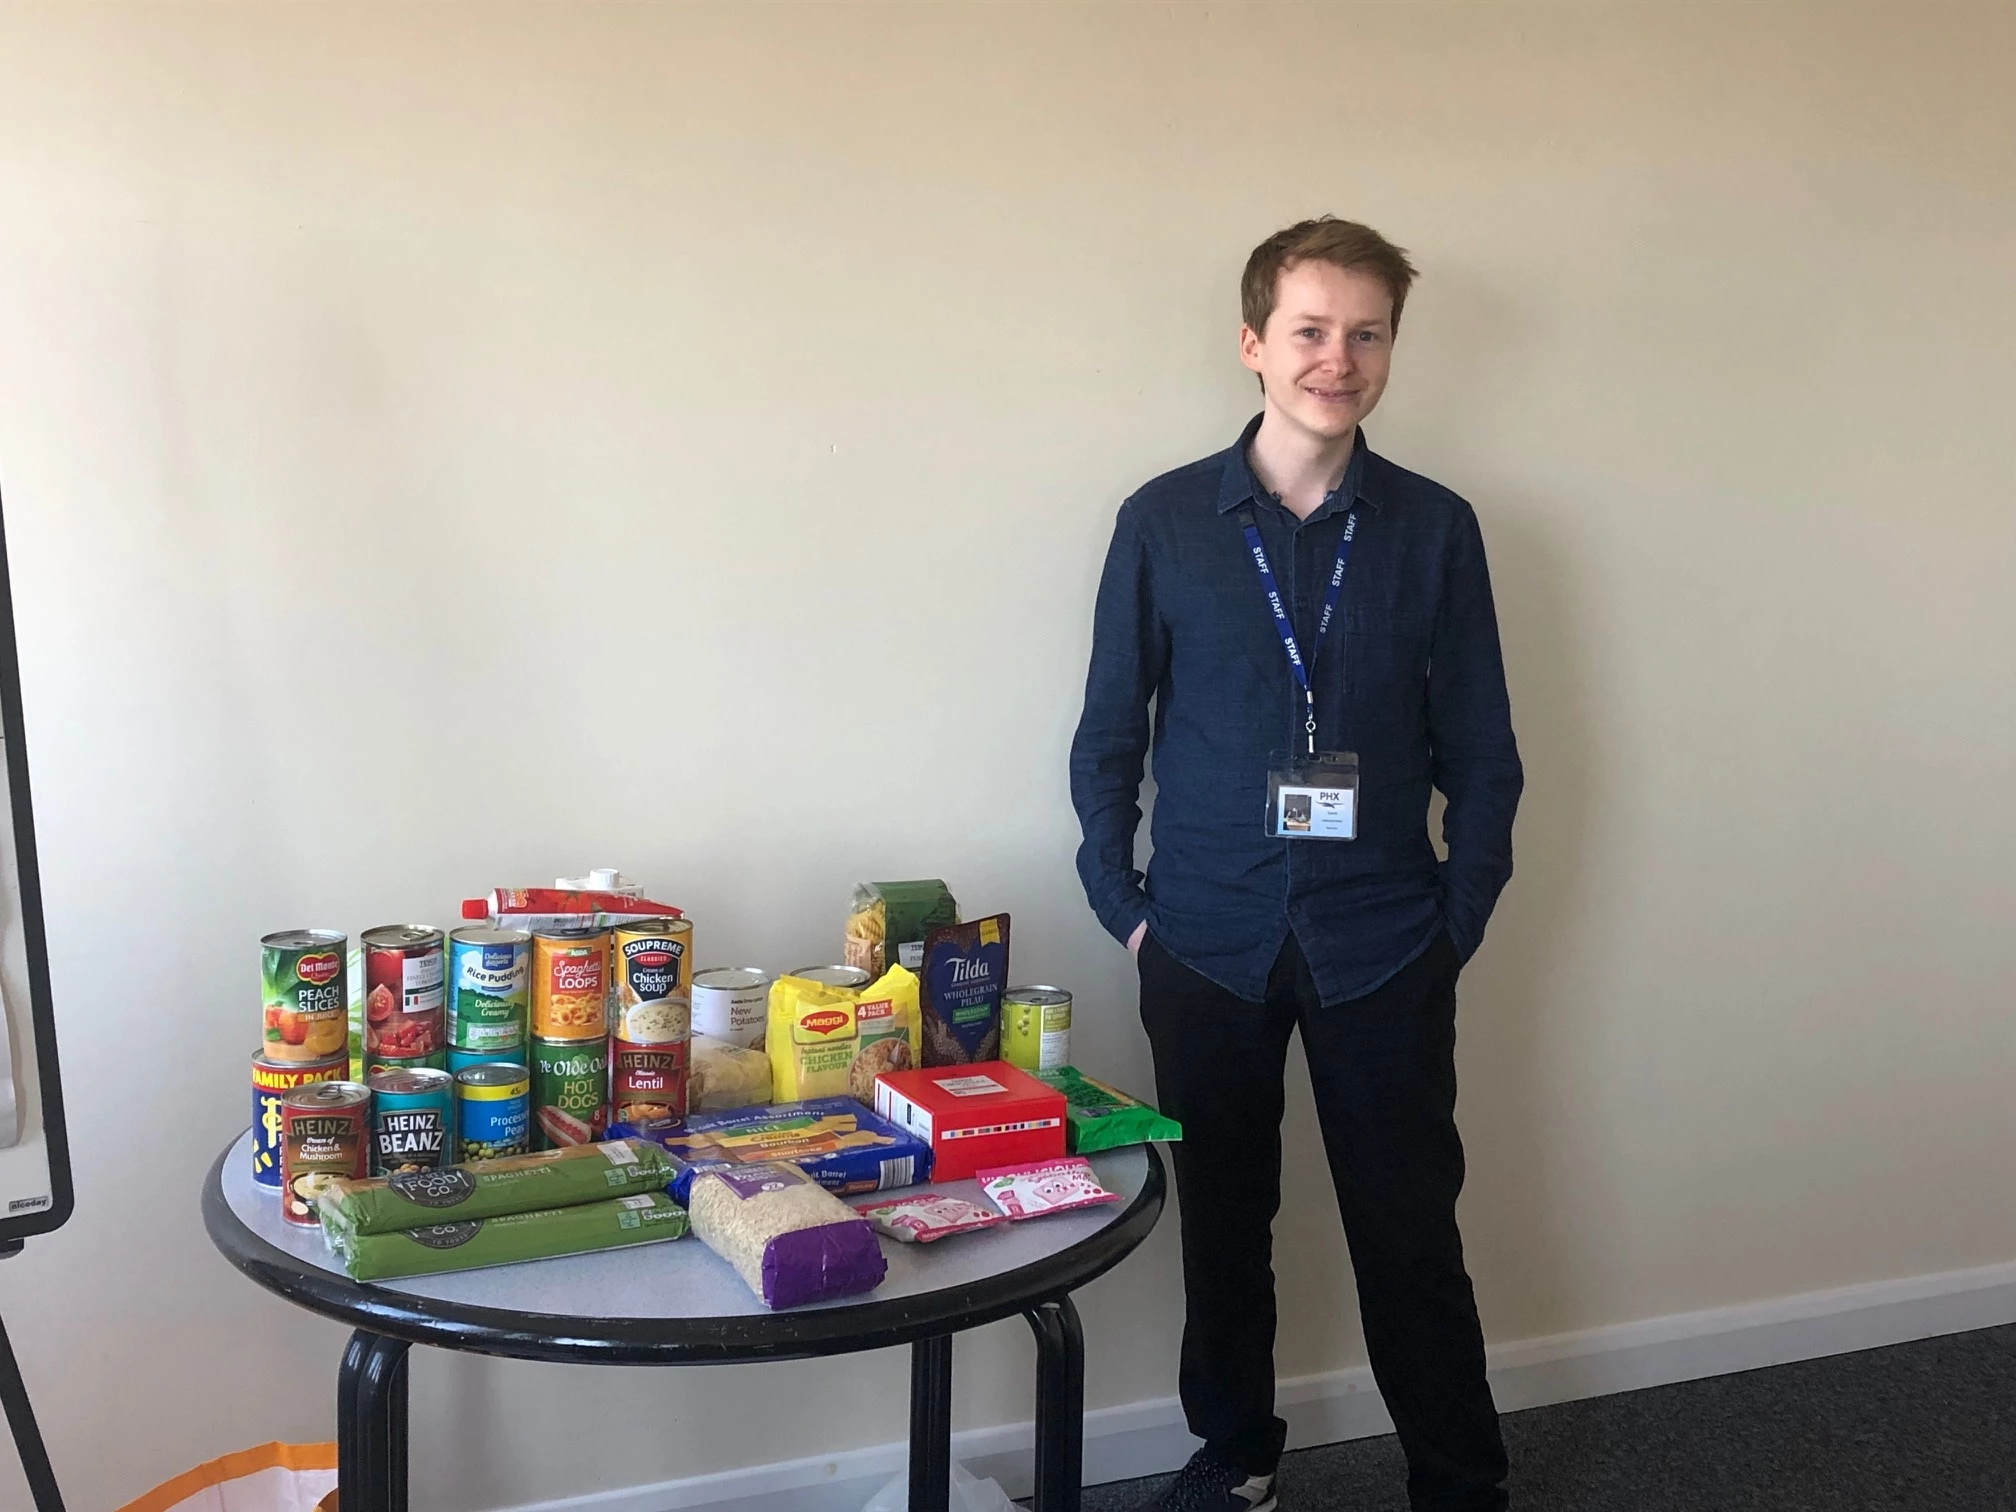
[531,927,609,1041]
[530,1036,609,1149]
[613,918,692,1016]
[610,1037,689,1130]
[455,1062,532,1162]
[367,1066,454,1176]
[280,1081,371,1224]
[448,925,530,1054]
[691,967,771,1049]
[362,924,446,1063]
[260,929,351,1065]
[1002,986,1074,1073]
[791,964,871,992]
[251,1049,347,1190]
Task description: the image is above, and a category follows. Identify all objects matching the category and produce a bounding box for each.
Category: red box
[873,1061,1067,1183]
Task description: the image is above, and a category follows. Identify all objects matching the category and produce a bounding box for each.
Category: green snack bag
[328,1192,689,1281]
[317,1139,674,1238]
[1034,1067,1183,1154]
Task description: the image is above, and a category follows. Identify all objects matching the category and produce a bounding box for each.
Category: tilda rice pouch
[920,915,1009,1066]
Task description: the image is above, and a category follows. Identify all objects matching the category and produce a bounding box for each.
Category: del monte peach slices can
[261,930,351,1065]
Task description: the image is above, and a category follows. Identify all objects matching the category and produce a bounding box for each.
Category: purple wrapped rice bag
[689,1162,887,1309]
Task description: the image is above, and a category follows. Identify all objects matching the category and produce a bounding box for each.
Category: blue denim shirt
[1069,416,1523,1004]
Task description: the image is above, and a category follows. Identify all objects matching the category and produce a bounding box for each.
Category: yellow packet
[848,966,921,1104]
[767,967,921,1105]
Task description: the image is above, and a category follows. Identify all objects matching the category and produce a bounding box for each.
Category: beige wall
[2,3,2014,1508]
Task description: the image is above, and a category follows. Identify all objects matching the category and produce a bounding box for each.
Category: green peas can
[531,1036,609,1150]
[455,1062,531,1162]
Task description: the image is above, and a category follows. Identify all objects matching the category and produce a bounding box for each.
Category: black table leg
[387,1341,410,1512]
[909,1334,954,1512]
[1026,1298,1086,1512]
[339,1331,411,1512]
[337,1331,372,1508]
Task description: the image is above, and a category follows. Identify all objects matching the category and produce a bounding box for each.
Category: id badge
[1266,750,1360,840]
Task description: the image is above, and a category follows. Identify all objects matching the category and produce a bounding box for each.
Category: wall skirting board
[501,1258,2016,1512]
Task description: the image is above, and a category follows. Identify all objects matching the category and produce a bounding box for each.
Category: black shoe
[1133,1449,1278,1512]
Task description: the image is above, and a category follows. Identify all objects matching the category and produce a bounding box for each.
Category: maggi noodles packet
[767,967,921,1105]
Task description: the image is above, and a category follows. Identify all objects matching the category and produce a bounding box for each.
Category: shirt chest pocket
[1340,606,1432,715]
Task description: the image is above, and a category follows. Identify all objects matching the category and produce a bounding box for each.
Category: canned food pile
[249,873,1183,1305]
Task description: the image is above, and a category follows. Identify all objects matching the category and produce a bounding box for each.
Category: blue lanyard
[1236,504,1359,757]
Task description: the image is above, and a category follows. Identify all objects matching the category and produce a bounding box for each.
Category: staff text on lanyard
[1235,503,1360,758]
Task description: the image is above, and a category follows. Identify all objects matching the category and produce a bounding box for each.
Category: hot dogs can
[613,917,692,1022]
[531,1036,609,1149]
[448,926,530,1054]
[362,925,446,1063]
[367,1067,454,1176]
[610,1037,689,1129]
[260,929,351,1065]
[531,927,609,1041]
[251,1050,348,1190]
[280,1081,372,1225]
[691,967,771,1049]
[790,965,872,992]
[1002,986,1073,1073]
[455,1062,532,1162]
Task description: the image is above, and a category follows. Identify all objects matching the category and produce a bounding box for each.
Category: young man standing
[1070,219,1522,1512]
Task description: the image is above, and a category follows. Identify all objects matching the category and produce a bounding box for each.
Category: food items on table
[687,1034,773,1112]
[1001,987,1073,1073]
[327,1191,689,1282]
[768,967,919,1103]
[362,925,446,1063]
[251,1050,348,1190]
[790,965,871,991]
[447,926,530,1057]
[688,1162,887,1309]
[532,1036,609,1149]
[367,1067,454,1176]
[280,1081,372,1224]
[873,1060,1065,1182]
[848,968,921,1105]
[843,881,960,978]
[455,1061,532,1161]
[612,1096,933,1203]
[919,915,1010,1066]
[530,926,609,1040]
[316,1138,677,1236]
[853,1193,1004,1244]
[690,967,772,1049]
[1033,1067,1183,1153]
[260,929,351,1065]
[613,918,693,1030]
[977,1156,1120,1220]
[611,1038,689,1129]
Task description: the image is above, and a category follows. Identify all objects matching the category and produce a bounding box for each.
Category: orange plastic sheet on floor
[116,1441,339,1512]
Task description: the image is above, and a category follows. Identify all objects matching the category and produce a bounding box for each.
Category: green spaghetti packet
[1033,1067,1182,1154]
[318,1139,674,1238]
[329,1192,689,1281]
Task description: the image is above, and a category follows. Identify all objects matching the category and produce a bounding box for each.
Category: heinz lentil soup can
[362,924,446,1063]
[531,927,609,1041]
[455,1062,531,1162]
[531,1036,608,1149]
[448,926,530,1055]
[280,1081,371,1224]
[367,1066,454,1177]
[251,1049,348,1190]
[260,929,351,1065]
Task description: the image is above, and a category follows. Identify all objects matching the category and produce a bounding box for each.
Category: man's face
[1239,260,1395,442]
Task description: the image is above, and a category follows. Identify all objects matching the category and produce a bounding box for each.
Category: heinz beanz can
[449,926,530,1054]
[531,927,609,1041]
[260,929,351,1065]
[362,924,446,1064]
[455,1062,532,1162]
[280,1081,371,1224]
[251,1050,348,1190]
[531,1036,608,1150]
[367,1066,454,1176]
[691,967,771,1049]
[1002,986,1073,1073]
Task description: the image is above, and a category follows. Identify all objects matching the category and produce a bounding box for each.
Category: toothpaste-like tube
[460,888,684,924]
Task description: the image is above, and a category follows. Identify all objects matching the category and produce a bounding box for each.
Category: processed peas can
[1001,986,1073,1073]
[362,925,446,1063]
[455,1062,532,1162]
[610,1037,689,1129]
[530,1036,609,1149]
[790,965,871,992]
[367,1066,454,1176]
[690,967,771,1049]
[280,1081,372,1224]
[531,927,609,1041]
[260,929,351,1065]
[448,926,530,1054]
[251,1050,348,1189]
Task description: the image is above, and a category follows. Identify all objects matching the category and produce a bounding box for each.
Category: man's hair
[1241,217,1418,337]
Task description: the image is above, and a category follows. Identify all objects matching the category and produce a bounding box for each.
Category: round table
[203,1133,1166,1512]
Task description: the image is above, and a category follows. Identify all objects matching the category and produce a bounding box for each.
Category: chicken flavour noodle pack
[767,965,920,1104]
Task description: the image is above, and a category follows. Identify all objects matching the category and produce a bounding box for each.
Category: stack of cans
[610,919,693,1132]
[252,929,356,1195]
[447,925,533,1162]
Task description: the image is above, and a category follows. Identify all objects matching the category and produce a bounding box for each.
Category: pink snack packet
[854,1193,1004,1243]
[976,1156,1121,1220]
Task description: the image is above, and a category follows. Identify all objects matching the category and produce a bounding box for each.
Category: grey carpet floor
[1077,1323,2016,1512]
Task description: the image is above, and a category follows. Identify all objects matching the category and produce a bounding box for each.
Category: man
[1070,218,1523,1512]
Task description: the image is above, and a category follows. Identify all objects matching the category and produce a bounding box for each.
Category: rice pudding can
[530,927,609,1041]
[690,967,772,1049]
[448,926,530,1054]
[610,1037,689,1130]
[530,1036,609,1149]
[1002,986,1073,1073]
[251,1049,348,1190]
[280,1081,372,1224]
[367,1066,454,1176]
[362,925,446,1063]
[260,929,351,1065]
[455,1061,532,1162]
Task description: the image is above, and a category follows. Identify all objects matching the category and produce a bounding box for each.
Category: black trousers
[1138,928,1509,1512]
